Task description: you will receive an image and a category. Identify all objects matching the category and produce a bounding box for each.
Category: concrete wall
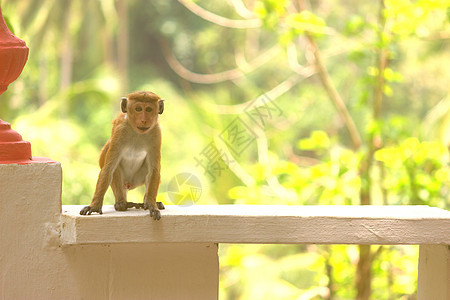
[0,162,218,300]
[1,160,449,299]
[417,244,450,300]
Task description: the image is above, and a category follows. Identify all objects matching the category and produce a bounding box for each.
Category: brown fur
[80,91,165,220]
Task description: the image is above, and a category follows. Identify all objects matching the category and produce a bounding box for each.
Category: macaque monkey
[80,91,165,220]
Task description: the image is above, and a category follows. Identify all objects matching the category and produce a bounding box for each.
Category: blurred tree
[155,1,449,299]
[0,0,448,299]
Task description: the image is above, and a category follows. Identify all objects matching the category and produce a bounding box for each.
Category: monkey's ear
[158,99,165,114]
[121,97,128,113]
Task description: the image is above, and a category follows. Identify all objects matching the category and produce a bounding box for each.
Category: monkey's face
[127,100,159,134]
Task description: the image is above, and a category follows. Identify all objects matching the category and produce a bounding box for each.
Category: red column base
[0,119,55,164]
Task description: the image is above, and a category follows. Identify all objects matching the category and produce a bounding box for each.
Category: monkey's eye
[146,107,152,112]
[135,106,143,112]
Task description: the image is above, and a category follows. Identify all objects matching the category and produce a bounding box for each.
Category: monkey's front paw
[149,206,161,220]
[80,205,103,215]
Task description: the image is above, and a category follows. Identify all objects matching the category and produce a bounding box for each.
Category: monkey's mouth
[137,127,150,132]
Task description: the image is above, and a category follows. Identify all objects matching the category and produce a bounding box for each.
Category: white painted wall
[61,204,450,245]
[0,162,218,299]
[417,244,450,300]
[1,161,449,299]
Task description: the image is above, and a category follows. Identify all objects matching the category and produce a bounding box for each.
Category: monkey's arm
[143,131,162,220]
[144,166,161,220]
[80,144,122,215]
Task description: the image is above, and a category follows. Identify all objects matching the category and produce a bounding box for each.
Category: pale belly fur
[118,147,149,189]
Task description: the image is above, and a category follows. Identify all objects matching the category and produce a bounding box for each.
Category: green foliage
[297,130,331,152]
[286,11,328,35]
[371,246,420,298]
[375,138,450,207]
[254,0,330,45]
[11,75,118,205]
[385,0,450,37]
[220,244,329,300]
[254,0,287,29]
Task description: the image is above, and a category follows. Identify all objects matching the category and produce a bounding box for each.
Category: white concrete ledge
[61,205,450,245]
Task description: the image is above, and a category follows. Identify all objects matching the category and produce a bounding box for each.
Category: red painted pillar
[0,5,53,164]
[0,5,32,164]
[0,118,54,164]
[0,5,29,94]
[0,119,32,162]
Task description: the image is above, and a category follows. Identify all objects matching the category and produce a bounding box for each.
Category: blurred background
[1,0,449,299]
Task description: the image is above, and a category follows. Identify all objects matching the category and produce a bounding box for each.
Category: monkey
[80,91,165,220]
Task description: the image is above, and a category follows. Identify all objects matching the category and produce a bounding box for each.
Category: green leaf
[254,1,267,18]
[297,130,331,151]
[345,15,366,35]
[374,148,403,166]
[384,84,393,97]
[286,11,329,35]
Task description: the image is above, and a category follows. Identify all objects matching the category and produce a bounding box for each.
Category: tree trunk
[356,1,388,299]
[116,0,129,94]
[356,245,372,300]
[60,0,73,91]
